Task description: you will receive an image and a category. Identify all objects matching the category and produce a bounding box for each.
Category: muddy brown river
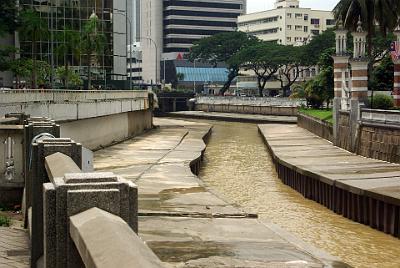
[197,120,400,268]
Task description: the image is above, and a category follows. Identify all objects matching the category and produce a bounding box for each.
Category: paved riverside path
[259,124,400,236]
[95,118,348,268]
[0,227,30,267]
[168,111,297,124]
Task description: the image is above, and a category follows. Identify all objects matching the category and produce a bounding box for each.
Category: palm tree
[333,0,400,55]
[81,12,106,90]
[55,27,81,89]
[19,9,48,89]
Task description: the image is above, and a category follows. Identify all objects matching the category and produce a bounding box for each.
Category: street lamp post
[113,11,132,90]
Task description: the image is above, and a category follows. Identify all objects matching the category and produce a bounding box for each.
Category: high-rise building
[18,0,129,88]
[140,0,246,85]
[238,0,334,46]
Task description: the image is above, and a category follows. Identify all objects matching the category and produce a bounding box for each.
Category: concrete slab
[94,118,348,268]
[259,124,400,207]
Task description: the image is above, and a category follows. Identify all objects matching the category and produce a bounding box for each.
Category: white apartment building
[238,0,335,46]
[236,0,334,94]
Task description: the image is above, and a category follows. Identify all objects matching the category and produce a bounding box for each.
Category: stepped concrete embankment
[259,124,400,238]
[94,118,348,268]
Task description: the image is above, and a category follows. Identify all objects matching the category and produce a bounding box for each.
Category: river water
[197,120,400,268]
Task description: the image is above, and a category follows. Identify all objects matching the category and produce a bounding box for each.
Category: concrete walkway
[168,111,297,124]
[95,118,348,268]
[0,227,30,268]
[259,124,400,237]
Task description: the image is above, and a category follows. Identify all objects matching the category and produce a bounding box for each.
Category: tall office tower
[238,0,334,46]
[18,0,129,87]
[132,0,141,41]
[141,0,246,85]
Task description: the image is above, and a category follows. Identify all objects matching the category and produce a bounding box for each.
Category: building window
[326,19,336,26]
[311,30,319,35]
[304,26,308,32]
[311,18,320,25]
[287,37,291,42]
[287,13,292,18]
[304,14,309,20]
[295,25,302,31]
[287,25,292,30]
[295,13,302,19]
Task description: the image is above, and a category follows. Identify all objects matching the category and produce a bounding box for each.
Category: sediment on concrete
[259,124,400,238]
[166,111,297,124]
[94,118,348,267]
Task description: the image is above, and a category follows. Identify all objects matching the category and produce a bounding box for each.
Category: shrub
[0,215,10,227]
[369,94,394,110]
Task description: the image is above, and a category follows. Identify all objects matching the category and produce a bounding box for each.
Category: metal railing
[361,108,400,125]
[196,96,305,107]
[0,89,148,104]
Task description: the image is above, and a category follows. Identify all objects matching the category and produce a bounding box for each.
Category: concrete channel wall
[195,96,305,116]
[259,124,400,238]
[60,110,152,150]
[297,113,333,142]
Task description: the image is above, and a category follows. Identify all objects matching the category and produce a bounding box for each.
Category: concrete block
[69,208,163,268]
[43,171,138,267]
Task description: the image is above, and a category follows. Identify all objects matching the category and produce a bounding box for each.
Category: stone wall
[297,113,333,142]
[357,123,400,163]
[337,111,352,151]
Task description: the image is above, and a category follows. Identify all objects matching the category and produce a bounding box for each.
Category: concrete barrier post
[24,119,60,227]
[30,138,81,268]
[43,171,138,268]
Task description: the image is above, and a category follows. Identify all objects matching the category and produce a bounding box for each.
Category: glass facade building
[20,0,128,86]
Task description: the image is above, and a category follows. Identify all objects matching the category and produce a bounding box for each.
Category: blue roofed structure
[175,67,229,82]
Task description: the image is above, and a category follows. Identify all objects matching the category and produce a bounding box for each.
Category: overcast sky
[247,0,339,13]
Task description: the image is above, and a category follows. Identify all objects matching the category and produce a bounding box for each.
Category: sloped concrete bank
[259,124,400,238]
[167,111,297,124]
[94,118,348,268]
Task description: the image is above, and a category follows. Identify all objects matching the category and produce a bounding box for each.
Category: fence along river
[197,120,400,268]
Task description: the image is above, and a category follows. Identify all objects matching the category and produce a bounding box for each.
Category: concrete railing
[196,96,306,107]
[0,89,149,104]
[70,208,164,268]
[361,108,400,125]
[0,90,150,122]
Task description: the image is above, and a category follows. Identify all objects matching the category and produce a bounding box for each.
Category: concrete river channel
[196,120,400,268]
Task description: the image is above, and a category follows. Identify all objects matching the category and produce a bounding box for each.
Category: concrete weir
[259,124,400,238]
[94,118,348,267]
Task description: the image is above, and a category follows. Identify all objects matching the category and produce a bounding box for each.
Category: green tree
[0,0,18,37]
[274,45,307,97]
[188,31,259,95]
[81,13,106,90]
[19,9,48,89]
[230,41,282,97]
[369,55,394,91]
[55,27,81,89]
[55,66,82,89]
[9,58,32,88]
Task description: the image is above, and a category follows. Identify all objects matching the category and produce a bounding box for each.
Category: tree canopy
[229,41,284,96]
[0,0,18,37]
[188,31,259,95]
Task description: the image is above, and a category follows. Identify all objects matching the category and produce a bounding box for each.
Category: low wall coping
[70,207,164,268]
